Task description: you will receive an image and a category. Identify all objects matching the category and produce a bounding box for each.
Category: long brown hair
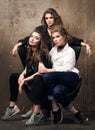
[26,28,50,64]
[41,8,63,26]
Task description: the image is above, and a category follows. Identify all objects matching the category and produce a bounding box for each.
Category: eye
[45,17,48,20]
[35,36,40,40]
[56,35,60,38]
[52,36,55,40]
[50,16,54,19]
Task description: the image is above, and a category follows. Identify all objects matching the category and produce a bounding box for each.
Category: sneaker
[21,109,32,119]
[25,111,44,126]
[2,105,20,120]
[53,104,63,124]
[74,111,88,124]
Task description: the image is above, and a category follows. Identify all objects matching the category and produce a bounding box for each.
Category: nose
[54,38,57,42]
[47,18,51,22]
[30,37,34,41]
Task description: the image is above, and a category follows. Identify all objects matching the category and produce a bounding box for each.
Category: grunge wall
[0,0,95,113]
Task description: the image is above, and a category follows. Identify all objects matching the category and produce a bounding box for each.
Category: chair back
[69,45,82,101]
[70,45,81,62]
[68,77,82,101]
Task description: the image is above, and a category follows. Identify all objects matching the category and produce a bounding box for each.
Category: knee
[43,73,49,79]
[43,73,50,82]
[53,85,64,96]
[33,75,43,81]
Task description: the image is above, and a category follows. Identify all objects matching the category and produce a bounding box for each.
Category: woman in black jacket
[11,8,92,68]
[2,28,52,121]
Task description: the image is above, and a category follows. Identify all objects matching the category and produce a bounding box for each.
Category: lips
[29,41,34,45]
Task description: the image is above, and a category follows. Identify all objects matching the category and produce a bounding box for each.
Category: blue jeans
[43,71,79,109]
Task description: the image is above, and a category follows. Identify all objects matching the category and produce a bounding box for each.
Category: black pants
[9,73,51,110]
[18,46,27,68]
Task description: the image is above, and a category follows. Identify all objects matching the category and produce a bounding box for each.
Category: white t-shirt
[49,43,79,74]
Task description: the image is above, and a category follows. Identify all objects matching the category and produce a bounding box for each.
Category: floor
[0,112,95,130]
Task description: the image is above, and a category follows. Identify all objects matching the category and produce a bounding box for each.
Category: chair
[68,45,82,101]
[62,44,82,123]
[68,77,82,101]
[71,45,81,62]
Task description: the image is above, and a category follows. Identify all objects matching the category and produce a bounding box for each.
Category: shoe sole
[57,110,63,124]
[57,104,63,124]
[21,115,31,119]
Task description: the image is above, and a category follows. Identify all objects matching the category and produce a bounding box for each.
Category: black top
[18,25,83,51]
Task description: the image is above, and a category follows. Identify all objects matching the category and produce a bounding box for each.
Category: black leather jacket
[18,25,83,51]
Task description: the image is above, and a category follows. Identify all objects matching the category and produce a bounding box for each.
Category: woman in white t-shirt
[39,25,88,124]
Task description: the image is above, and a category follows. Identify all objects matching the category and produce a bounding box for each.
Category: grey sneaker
[25,111,44,126]
[21,109,32,119]
[2,105,20,120]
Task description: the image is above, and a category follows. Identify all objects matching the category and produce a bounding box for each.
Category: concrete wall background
[0,0,95,113]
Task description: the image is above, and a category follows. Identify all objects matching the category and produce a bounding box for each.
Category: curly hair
[41,8,63,26]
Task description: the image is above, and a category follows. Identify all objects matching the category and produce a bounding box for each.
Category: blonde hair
[51,25,69,42]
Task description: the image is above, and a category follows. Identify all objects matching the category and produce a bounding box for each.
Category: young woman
[10,8,91,121]
[38,25,88,124]
[11,8,92,68]
[15,7,92,120]
[2,28,52,121]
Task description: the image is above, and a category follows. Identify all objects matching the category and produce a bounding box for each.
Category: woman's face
[29,32,41,46]
[52,32,66,46]
[45,13,55,28]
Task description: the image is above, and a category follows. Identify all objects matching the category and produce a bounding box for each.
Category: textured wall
[0,0,95,112]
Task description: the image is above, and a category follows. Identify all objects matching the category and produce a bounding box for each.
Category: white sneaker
[21,109,32,119]
[25,111,44,126]
[2,105,20,120]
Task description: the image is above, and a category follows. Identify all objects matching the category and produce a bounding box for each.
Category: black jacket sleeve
[35,25,46,33]
[18,36,30,46]
[68,36,84,47]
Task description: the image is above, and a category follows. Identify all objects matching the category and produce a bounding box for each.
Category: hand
[85,44,92,56]
[18,74,24,85]
[19,80,25,94]
[19,86,23,94]
[81,42,92,56]
[38,62,47,73]
[11,44,18,56]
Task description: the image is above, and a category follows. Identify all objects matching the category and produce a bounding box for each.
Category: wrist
[20,73,24,77]
[81,42,86,47]
[18,42,22,46]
